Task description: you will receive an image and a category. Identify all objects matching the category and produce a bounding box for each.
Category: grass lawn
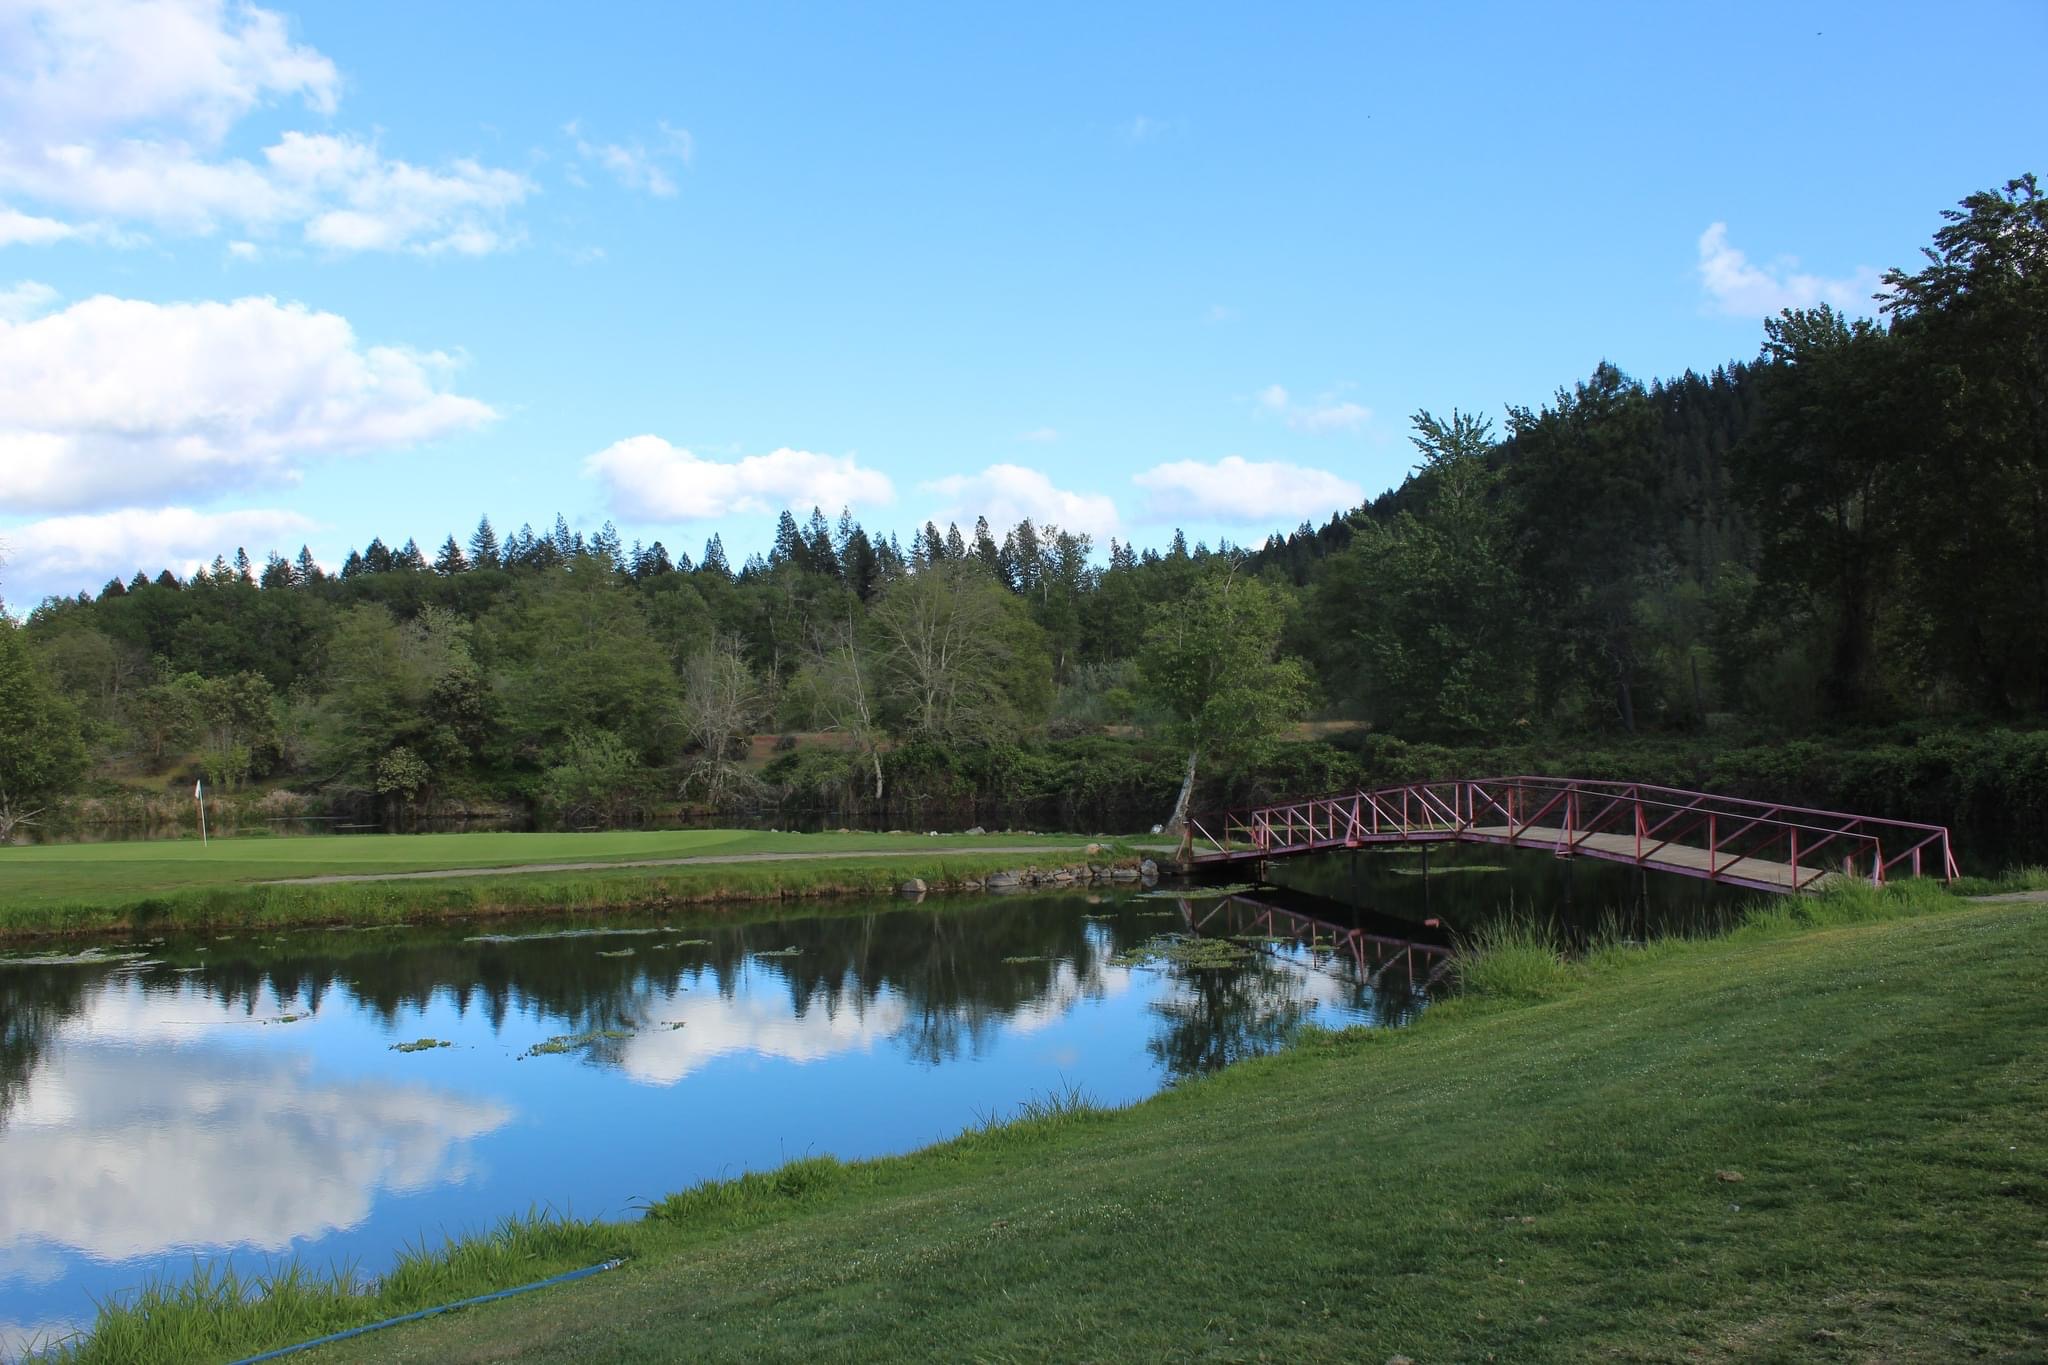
[60,887,2048,1362]
[0,830,1118,936]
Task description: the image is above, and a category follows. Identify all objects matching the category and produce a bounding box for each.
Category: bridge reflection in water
[1172,886,1457,1000]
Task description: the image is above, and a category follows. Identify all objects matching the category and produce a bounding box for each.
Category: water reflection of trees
[0,892,1446,1121]
[1,897,1126,1118]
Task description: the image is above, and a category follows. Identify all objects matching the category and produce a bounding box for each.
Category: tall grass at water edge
[35,1213,623,1365]
[1451,874,1978,1007]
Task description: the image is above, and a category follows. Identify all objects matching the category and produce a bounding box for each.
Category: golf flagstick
[196,777,208,846]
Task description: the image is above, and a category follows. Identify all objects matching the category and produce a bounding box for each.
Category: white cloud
[568,120,694,198]
[583,436,896,520]
[0,204,80,245]
[274,133,530,255]
[1017,426,1060,443]
[0,0,338,145]
[1133,456,1364,525]
[923,464,1121,539]
[0,293,496,512]
[1696,222,1881,318]
[0,278,56,320]
[1256,382,1370,435]
[3,506,317,588]
[0,1,530,253]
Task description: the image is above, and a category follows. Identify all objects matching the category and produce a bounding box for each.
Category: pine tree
[770,510,806,568]
[100,577,128,598]
[944,522,968,562]
[294,547,321,586]
[1003,518,1042,592]
[701,535,732,579]
[233,548,255,584]
[340,549,366,579]
[806,508,839,578]
[973,516,1006,584]
[397,538,428,571]
[843,526,878,601]
[591,521,623,563]
[128,572,151,594]
[260,553,294,589]
[468,516,501,569]
[551,515,577,561]
[433,536,469,575]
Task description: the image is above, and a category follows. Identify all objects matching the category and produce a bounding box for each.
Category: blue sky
[0,0,2042,607]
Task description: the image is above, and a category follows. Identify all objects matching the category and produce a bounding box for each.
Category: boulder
[1111,867,1140,881]
[986,872,1022,890]
[899,878,927,895]
[964,825,987,836]
[1139,858,1159,879]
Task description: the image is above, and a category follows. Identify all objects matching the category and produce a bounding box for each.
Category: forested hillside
[3,175,2044,840]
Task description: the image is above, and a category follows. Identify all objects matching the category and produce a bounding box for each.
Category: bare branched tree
[790,613,888,800]
[677,639,768,808]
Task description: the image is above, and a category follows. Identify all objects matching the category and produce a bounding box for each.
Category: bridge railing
[1182,776,1959,891]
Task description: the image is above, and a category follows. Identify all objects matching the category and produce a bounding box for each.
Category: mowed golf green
[0,830,1099,915]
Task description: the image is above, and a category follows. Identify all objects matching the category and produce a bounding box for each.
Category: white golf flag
[194,779,203,800]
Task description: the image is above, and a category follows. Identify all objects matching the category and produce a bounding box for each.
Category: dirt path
[263,844,1102,887]
[1967,889,2048,904]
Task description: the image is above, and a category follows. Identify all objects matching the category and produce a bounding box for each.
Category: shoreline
[41,882,2042,1362]
[0,844,1152,945]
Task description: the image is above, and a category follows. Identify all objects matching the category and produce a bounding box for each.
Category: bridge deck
[1195,825,1828,892]
[1182,778,1957,894]
[1463,826,1834,892]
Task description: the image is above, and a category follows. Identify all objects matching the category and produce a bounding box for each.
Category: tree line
[1,174,2042,837]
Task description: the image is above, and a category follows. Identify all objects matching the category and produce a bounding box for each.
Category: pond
[0,886,1445,1358]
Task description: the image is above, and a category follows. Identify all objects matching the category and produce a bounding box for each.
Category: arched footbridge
[1181,777,1959,894]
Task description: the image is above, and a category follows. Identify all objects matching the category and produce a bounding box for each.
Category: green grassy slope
[59,890,2048,1363]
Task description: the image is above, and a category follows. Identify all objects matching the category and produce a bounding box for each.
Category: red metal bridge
[1181,777,1960,895]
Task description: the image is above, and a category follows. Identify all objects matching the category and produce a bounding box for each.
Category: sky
[0,0,2042,609]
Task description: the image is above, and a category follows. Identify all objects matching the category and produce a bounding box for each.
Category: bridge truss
[1182,776,1959,894]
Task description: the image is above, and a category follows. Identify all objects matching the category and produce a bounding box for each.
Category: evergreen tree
[433,536,470,575]
[701,535,732,579]
[468,516,502,569]
[770,510,806,568]
[806,507,840,579]
[294,547,322,586]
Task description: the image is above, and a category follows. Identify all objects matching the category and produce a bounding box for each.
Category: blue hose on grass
[229,1259,626,1363]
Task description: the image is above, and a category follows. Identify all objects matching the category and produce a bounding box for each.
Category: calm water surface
[1,888,1444,1356]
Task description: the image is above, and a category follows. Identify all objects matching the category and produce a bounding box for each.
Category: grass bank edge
[0,845,1149,942]
[36,878,2032,1364]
